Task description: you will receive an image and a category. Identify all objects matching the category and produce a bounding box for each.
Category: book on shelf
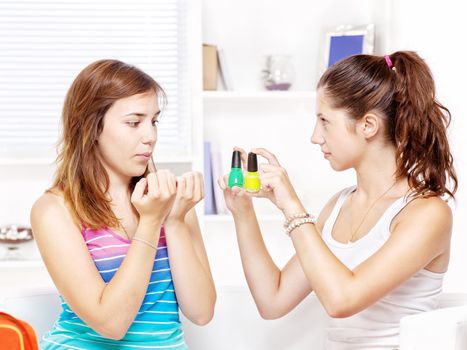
[203,141,228,215]
[217,48,233,91]
[211,150,228,214]
[203,44,218,91]
[203,141,216,214]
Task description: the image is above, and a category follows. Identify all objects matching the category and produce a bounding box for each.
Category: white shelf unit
[202,90,316,101]
[198,0,392,222]
[197,0,392,287]
[204,214,283,223]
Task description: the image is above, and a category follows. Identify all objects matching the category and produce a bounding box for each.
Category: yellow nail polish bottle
[245,152,260,192]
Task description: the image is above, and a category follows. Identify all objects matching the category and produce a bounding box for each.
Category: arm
[253,147,452,318]
[232,208,313,319]
[165,208,216,325]
[219,147,329,319]
[288,196,451,318]
[164,171,216,325]
[31,171,177,339]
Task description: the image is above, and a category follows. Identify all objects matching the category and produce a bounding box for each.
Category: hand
[217,147,254,215]
[166,171,204,223]
[251,148,305,216]
[131,168,177,226]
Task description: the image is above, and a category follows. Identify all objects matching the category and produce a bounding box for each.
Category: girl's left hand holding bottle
[166,171,205,223]
[251,147,306,217]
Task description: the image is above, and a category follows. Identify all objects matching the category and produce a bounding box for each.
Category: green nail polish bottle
[228,150,244,188]
[245,152,260,192]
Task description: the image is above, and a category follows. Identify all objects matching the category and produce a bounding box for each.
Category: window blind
[0,0,192,163]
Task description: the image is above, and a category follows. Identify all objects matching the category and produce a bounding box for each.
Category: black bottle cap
[231,150,242,168]
[247,152,258,172]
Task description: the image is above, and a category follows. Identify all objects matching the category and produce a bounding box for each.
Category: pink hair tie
[384,55,396,72]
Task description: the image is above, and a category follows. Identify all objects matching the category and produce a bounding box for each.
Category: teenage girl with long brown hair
[219,51,457,349]
[31,60,216,349]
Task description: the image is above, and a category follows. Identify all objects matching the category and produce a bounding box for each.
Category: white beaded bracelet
[285,216,317,236]
[283,212,310,229]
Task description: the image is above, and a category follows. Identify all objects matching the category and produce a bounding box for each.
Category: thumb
[176,176,187,195]
[147,157,157,174]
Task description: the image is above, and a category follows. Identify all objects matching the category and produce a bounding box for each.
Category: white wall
[388,0,467,292]
[202,0,380,90]
[0,0,465,293]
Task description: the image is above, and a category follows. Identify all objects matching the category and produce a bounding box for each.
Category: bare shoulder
[315,188,348,233]
[391,196,453,253]
[30,188,79,239]
[395,196,452,230]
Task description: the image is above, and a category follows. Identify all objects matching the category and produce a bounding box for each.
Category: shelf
[204,214,283,223]
[203,90,316,101]
[0,259,45,268]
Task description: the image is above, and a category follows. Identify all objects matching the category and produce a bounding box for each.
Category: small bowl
[0,225,34,244]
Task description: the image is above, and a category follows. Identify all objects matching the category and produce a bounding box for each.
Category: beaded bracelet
[283,212,310,229]
[285,216,317,236]
[132,236,158,250]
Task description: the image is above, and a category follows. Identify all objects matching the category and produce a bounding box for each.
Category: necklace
[348,182,397,243]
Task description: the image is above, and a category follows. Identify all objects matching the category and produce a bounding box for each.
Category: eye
[126,121,140,127]
[152,119,159,126]
[320,117,328,124]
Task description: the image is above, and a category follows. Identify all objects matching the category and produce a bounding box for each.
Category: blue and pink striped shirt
[41,226,187,349]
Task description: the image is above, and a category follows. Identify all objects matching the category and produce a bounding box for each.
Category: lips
[139,152,151,157]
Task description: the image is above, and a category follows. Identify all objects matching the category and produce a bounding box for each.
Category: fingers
[146,172,160,197]
[193,172,203,200]
[218,174,228,190]
[147,157,157,173]
[177,171,204,202]
[259,163,287,176]
[168,172,177,193]
[131,178,147,202]
[184,172,194,198]
[177,175,186,197]
[148,169,176,198]
[251,147,281,166]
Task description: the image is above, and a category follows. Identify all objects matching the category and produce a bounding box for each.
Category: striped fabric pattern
[41,227,187,349]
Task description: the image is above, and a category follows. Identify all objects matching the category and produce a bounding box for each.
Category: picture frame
[322,24,375,71]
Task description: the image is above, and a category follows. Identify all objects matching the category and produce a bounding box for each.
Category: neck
[353,143,408,199]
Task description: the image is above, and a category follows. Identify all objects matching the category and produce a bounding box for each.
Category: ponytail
[390,52,457,199]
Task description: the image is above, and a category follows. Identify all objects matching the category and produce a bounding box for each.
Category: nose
[142,121,157,145]
[310,123,323,145]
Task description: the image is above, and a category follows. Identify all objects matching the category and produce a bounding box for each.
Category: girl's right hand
[131,169,177,226]
[218,174,253,215]
[218,147,254,215]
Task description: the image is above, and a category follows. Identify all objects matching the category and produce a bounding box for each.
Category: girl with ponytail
[219,51,457,349]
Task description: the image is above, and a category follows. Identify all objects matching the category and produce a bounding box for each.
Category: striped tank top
[41,226,187,350]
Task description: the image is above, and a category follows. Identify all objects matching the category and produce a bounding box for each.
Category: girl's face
[311,89,365,171]
[97,90,160,180]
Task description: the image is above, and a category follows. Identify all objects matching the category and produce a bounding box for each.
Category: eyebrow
[123,111,161,118]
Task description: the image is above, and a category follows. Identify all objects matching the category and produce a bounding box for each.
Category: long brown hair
[317,51,457,199]
[51,59,166,229]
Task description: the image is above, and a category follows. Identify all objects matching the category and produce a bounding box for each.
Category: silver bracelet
[285,216,317,236]
[132,236,158,250]
[283,212,310,228]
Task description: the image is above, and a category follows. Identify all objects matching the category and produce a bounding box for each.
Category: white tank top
[322,186,444,350]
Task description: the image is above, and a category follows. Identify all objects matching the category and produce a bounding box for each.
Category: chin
[329,162,352,172]
[127,164,147,177]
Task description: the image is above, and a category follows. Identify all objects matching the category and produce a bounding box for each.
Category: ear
[358,113,380,139]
